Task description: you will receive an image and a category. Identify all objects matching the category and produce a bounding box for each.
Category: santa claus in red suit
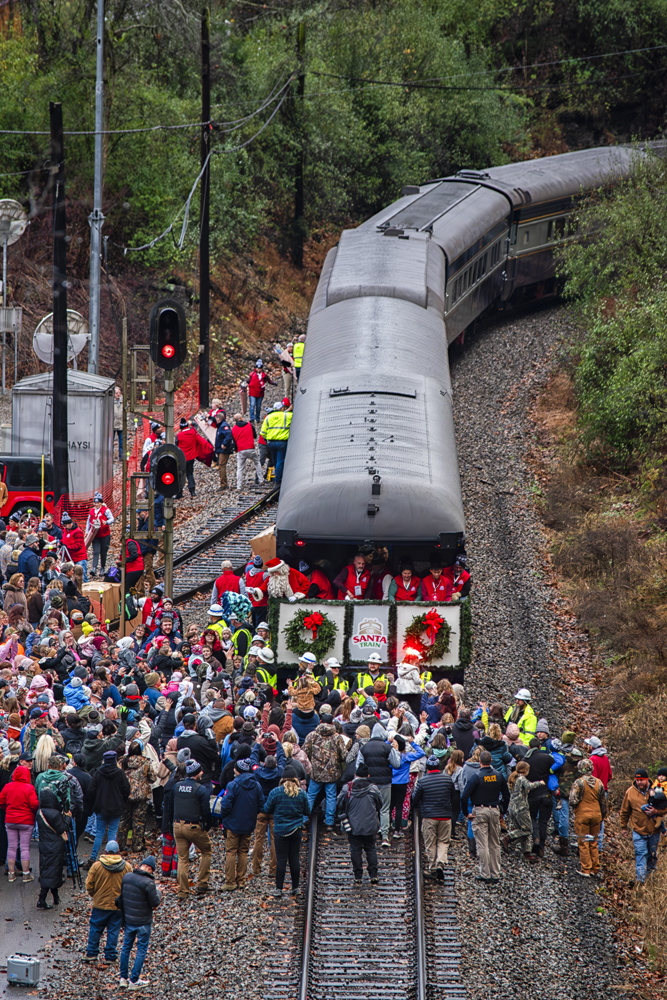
[265,558,310,602]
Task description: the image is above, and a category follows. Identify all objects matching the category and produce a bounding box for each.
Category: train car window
[510,223,518,245]
[523,230,530,245]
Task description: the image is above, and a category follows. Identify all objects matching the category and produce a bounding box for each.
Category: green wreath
[282,608,338,661]
[403,609,451,664]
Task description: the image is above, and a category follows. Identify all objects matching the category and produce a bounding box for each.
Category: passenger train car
[276,146,639,570]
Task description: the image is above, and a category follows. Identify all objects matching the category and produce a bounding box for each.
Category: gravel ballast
[29,304,637,1000]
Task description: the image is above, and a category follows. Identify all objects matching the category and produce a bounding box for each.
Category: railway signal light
[149,443,186,499]
[149,298,187,370]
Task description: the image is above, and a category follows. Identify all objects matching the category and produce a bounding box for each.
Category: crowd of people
[0,496,664,989]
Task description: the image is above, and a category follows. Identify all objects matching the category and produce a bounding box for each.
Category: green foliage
[562,155,667,465]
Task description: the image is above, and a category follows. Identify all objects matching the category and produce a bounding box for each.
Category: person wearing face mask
[620,767,667,882]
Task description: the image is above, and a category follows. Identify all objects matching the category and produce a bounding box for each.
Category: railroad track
[263,812,463,1000]
[166,484,280,604]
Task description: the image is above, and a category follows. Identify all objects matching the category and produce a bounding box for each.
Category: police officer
[461,750,510,883]
[260,401,292,484]
[292,334,305,382]
[170,759,212,901]
[353,653,387,704]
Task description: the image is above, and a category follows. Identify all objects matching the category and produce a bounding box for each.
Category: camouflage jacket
[303,723,347,783]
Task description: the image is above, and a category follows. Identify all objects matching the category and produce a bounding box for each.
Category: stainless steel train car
[276,145,640,569]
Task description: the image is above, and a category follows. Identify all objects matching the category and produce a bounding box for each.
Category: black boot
[550,836,569,857]
[467,836,477,858]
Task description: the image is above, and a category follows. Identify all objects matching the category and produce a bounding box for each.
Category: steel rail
[413,809,428,1000]
[299,812,318,1000]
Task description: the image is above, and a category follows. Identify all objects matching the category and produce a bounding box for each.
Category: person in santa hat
[264,558,310,603]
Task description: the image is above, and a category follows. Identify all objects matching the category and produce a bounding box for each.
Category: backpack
[39,772,71,811]
[125,593,139,621]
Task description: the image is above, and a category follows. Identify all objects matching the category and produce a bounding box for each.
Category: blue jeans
[249,396,262,423]
[598,819,604,852]
[91,814,120,862]
[552,796,569,838]
[87,907,122,961]
[632,830,660,881]
[85,813,96,835]
[267,440,288,483]
[307,780,337,826]
[119,923,152,982]
[77,559,89,583]
[115,429,122,459]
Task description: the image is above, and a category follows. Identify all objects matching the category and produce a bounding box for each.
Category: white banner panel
[395,603,461,668]
[349,604,391,662]
[275,601,347,666]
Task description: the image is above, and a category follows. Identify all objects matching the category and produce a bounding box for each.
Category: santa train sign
[269,597,468,673]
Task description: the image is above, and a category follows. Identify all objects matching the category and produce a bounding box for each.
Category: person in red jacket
[231,414,263,490]
[264,558,310,601]
[421,556,453,602]
[0,765,39,881]
[333,553,371,600]
[299,560,334,600]
[212,560,243,605]
[585,736,612,853]
[176,417,200,497]
[389,560,422,602]
[247,360,276,425]
[116,537,144,595]
[61,512,89,582]
[85,493,115,579]
[451,555,471,598]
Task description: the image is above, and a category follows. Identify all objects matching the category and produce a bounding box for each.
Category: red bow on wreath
[303,612,324,639]
[423,609,444,644]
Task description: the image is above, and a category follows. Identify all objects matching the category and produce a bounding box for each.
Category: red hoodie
[590,751,612,790]
[0,766,39,824]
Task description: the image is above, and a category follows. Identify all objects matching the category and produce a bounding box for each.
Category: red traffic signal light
[149,298,187,370]
[149,443,186,499]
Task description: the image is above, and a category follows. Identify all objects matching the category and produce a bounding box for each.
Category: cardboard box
[82,582,121,624]
[250,525,276,565]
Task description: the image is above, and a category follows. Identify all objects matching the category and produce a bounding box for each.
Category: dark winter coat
[525,749,555,802]
[175,730,219,785]
[88,761,131,818]
[357,725,401,786]
[412,770,454,819]
[478,736,512,777]
[82,720,128,773]
[218,771,265,835]
[336,777,382,837]
[37,789,70,889]
[69,765,93,815]
[61,724,87,756]
[451,719,475,760]
[119,869,161,926]
[250,742,286,797]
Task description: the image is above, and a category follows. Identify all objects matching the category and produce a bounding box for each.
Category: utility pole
[88,0,105,374]
[293,21,306,268]
[120,317,128,636]
[199,6,211,409]
[163,373,174,597]
[50,102,69,505]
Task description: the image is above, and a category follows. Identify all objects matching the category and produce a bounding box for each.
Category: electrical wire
[0,75,294,137]
[213,80,292,153]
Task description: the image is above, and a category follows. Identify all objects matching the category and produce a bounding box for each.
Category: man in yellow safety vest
[260,402,292,484]
[292,334,305,382]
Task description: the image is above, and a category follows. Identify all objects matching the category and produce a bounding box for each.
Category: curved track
[167,485,280,603]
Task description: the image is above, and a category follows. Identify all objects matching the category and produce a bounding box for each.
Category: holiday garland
[283,607,339,660]
[403,608,451,663]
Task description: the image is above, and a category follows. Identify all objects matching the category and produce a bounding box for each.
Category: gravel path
[450,304,630,1000]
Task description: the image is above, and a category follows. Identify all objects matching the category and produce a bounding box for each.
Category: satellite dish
[0,200,28,246]
[33,309,90,365]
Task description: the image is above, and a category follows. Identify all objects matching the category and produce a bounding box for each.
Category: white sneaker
[119,979,129,988]
[188,845,197,861]
[128,980,149,990]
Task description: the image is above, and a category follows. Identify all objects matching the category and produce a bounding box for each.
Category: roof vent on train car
[367,503,380,516]
[513,187,532,204]
[401,185,421,196]
[457,170,490,180]
[382,228,405,237]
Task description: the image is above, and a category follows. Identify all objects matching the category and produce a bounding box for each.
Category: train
[276,145,640,574]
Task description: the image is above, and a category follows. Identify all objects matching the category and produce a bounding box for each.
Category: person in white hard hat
[207,604,228,639]
[255,647,277,690]
[352,652,388,704]
[317,656,349,696]
[298,651,317,675]
[255,622,272,646]
[504,688,538,741]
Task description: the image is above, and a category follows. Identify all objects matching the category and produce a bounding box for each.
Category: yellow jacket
[261,410,292,441]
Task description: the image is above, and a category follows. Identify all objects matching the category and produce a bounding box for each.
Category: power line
[213,81,292,153]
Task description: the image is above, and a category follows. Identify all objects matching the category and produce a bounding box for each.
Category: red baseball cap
[282,397,291,407]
